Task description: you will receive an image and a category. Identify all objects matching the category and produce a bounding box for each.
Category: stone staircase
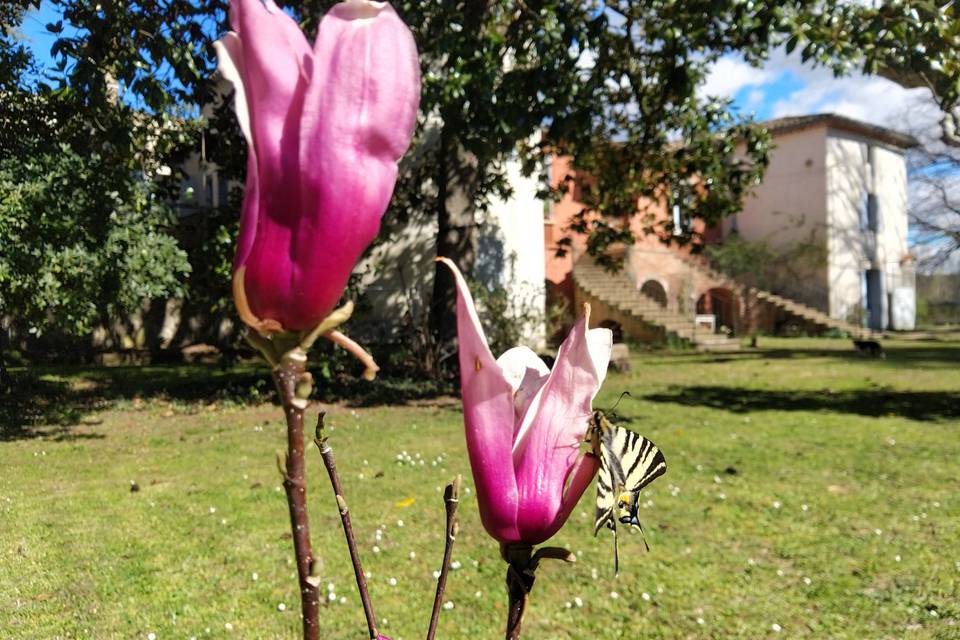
[573,257,740,352]
[677,254,877,339]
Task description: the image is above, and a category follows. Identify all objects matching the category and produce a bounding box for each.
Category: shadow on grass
[639,343,960,369]
[643,385,960,422]
[1,362,455,441]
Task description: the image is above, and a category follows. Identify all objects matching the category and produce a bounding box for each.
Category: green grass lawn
[1,337,958,639]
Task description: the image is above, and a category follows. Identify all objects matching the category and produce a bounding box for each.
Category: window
[860,192,879,232]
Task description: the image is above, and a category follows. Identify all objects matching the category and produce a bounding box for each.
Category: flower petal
[534,451,601,543]
[226,0,317,328]
[439,258,520,543]
[213,32,251,146]
[268,1,420,329]
[213,32,259,271]
[495,346,549,433]
[511,305,612,542]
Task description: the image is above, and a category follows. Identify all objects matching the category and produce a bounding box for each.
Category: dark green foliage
[0,145,190,337]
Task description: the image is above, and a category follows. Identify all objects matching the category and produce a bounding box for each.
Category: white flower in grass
[328,593,337,602]
[327,582,335,592]
[251,572,258,581]
[409,551,416,559]
[277,603,286,612]
[339,596,347,605]
[610,591,619,599]
[372,546,381,554]
[388,577,397,587]
[641,592,650,601]
[772,501,781,510]
[443,601,454,610]
[696,618,705,625]
[771,623,782,632]
[224,623,233,631]
[803,577,812,585]
[432,570,441,579]
[475,591,482,598]
[451,560,462,570]
[147,634,157,640]
[574,597,583,608]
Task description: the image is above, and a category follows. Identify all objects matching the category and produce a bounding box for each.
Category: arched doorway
[640,279,668,308]
[696,287,738,334]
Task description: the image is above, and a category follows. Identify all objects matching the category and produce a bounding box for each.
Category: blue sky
[18,2,60,73]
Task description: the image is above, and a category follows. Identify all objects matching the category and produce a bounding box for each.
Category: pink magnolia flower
[215,0,420,332]
[439,258,613,545]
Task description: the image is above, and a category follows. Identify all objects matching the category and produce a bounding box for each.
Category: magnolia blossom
[215,0,420,332]
[439,258,613,545]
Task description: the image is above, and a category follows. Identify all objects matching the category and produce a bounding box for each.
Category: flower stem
[426,475,461,640]
[502,544,536,640]
[314,413,380,640]
[272,353,320,640]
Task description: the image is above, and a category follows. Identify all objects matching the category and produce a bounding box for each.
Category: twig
[426,475,462,640]
[272,352,321,640]
[314,413,380,640]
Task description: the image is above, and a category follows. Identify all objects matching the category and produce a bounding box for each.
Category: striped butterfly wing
[591,411,667,575]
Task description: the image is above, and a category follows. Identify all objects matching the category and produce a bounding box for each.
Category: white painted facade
[355,155,547,349]
[723,115,916,330]
[825,133,912,329]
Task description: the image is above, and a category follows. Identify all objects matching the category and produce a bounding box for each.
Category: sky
[699,49,938,134]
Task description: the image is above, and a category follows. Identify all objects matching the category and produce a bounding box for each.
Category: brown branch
[314,414,380,640]
[272,353,321,640]
[426,475,462,640]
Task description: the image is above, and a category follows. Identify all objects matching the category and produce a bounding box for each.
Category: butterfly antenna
[609,391,631,414]
[638,521,651,552]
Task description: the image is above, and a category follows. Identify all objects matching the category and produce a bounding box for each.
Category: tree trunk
[430,126,479,358]
[0,325,12,394]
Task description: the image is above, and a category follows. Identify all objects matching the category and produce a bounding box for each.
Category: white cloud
[763,48,931,132]
[745,88,766,109]
[699,56,772,100]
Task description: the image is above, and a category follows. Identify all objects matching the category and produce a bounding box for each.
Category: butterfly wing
[618,432,667,530]
[591,411,668,575]
[593,412,624,536]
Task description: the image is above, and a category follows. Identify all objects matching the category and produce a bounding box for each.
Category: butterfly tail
[613,525,620,577]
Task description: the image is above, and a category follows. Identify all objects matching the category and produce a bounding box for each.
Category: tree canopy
[3,0,956,369]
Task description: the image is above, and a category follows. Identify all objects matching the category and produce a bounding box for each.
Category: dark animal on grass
[853,339,884,359]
